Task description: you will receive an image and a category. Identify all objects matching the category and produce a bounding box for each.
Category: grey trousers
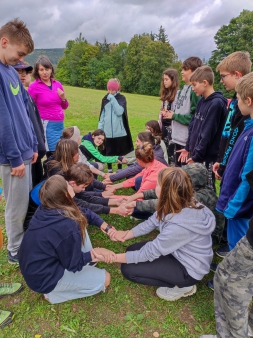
[214,236,253,338]
[0,164,32,255]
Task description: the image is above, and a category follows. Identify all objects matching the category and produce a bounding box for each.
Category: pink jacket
[28,79,69,121]
[123,159,167,193]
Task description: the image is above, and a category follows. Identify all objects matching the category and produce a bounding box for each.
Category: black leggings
[121,242,198,288]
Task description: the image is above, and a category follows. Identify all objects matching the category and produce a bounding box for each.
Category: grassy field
[0,86,219,338]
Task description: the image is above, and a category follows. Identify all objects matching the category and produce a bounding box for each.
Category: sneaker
[207,280,214,291]
[215,244,230,258]
[248,324,253,336]
[199,335,217,338]
[210,263,219,273]
[0,310,14,328]
[108,169,113,173]
[220,236,228,245]
[8,251,19,264]
[0,283,23,298]
[156,285,196,301]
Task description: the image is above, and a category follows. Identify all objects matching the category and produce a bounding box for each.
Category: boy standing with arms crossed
[178,66,227,192]
[162,56,202,166]
[0,19,38,263]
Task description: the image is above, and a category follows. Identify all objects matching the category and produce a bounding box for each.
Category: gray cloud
[0,0,252,60]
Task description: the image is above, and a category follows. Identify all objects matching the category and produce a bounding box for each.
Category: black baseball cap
[13,61,33,72]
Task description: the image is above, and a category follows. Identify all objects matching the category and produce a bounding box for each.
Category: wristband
[104,224,112,233]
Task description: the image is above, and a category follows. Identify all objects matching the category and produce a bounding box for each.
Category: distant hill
[25,48,65,68]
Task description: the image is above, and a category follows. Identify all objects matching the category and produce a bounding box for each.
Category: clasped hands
[161,109,174,119]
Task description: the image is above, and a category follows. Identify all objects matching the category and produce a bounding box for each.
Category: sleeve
[82,140,118,163]
[74,197,110,214]
[0,81,22,167]
[136,199,158,213]
[79,207,104,227]
[78,151,95,169]
[92,179,106,191]
[172,89,199,126]
[224,136,253,219]
[143,189,157,200]
[122,169,145,188]
[192,101,225,162]
[108,94,124,116]
[75,191,109,206]
[110,163,143,182]
[55,233,92,272]
[185,114,196,152]
[98,107,105,130]
[126,221,191,264]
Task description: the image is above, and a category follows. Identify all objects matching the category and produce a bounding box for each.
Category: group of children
[0,19,253,338]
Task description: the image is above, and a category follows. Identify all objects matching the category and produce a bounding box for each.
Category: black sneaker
[8,252,19,265]
[215,244,230,258]
[210,263,219,273]
[207,280,214,291]
[220,236,228,246]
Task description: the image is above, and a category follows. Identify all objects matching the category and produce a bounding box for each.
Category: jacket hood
[163,205,215,236]
[182,163,208,190]
[29,206,67,230]
[204,91,227,105]
[82,132,94,144]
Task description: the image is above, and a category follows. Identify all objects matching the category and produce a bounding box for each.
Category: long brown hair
[145,120,162,140]
[135,142,154,164]
[156,167,203,221]
[159,69,179,102]
[40,175,88,243]
[137,131,160,145]
[48,139,79,175]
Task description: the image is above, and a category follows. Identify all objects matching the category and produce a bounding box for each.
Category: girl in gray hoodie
[111,167,215,301]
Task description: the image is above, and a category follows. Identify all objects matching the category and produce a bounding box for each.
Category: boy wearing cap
[13,61,46,186]
[98,78,133,172]
[0,19,38,264]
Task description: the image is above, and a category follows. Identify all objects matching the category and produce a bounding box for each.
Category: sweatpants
[214,236,253,338]
[121,241,198,287]
[0,163,32,255]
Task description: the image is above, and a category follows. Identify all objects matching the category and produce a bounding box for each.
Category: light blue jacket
[98,93,127,138]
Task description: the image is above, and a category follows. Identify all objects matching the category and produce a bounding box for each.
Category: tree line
[56,10,253,97]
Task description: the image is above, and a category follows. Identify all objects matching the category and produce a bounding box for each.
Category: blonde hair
[190,66,214,85]
[216,51,252,76]
[156,167,203,221]
[0,19,34,53]
[40,175,88,243]
[135,142,154,163]
[235,72,253,101]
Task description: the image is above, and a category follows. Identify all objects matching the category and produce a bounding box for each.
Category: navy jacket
[19,206,103,294]
[0,63,38,167]
[185,91,227,163]
[216,119,253,219]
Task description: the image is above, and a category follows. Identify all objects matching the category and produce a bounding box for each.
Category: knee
[104,271,111,288]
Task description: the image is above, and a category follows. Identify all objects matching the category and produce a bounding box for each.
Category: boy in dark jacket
[178,66,227,191]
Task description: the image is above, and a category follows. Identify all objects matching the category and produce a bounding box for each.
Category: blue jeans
[227,218,249,250]
[135,177,143,191]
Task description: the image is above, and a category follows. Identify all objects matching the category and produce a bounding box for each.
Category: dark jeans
[121,241,198,288]
[31,158,44,187]
[131,208,153,220]
[107,163,122,171]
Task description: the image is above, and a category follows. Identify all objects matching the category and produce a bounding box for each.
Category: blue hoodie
[216,118,253,219]
[0,63,38,167]
[19,205,103,294]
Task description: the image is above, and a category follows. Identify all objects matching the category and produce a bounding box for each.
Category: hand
[215,172,222,180]
[110,230,129,242]
[121,157,128,164]
[92,248,116,263]
[213,162,220,173]
[31,152,38,164]
[104,173,114,178]
[102,190,114,198]
[125,201,136,215]
[117,159,122,164]
[115,204,129,217]
[163,110,174,119]
[57,88,66,101]
[106,185,116,193]
[102,177,112,185]
[186,158,194,164]
[177,149,189,163]
[11,163,25,178]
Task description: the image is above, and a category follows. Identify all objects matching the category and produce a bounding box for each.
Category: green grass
[0,87,218,338]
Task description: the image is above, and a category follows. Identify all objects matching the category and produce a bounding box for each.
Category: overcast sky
[0,0,252,61]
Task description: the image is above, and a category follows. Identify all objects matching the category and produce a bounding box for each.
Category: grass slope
[0,87,218,338]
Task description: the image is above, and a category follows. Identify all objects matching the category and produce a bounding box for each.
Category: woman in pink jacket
[28,56,69,157]
[106,142,167,201]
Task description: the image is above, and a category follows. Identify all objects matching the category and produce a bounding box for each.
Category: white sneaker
[156,285,197,301]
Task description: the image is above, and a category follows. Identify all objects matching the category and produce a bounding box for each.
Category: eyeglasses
[220,73,231,81]
[15,69,31,75]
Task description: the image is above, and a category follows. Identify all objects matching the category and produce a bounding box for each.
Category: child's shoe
[215,244,230,258]
[8,251,19,264]
[210,263,218,272]
[156,285,196,301]
[0,310,14,328]
[0,283,23,298]
[206,280,214,291]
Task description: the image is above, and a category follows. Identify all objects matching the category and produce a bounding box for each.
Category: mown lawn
[0,86,219,338]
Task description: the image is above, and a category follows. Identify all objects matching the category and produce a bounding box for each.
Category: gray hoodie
[126,205,215,280]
